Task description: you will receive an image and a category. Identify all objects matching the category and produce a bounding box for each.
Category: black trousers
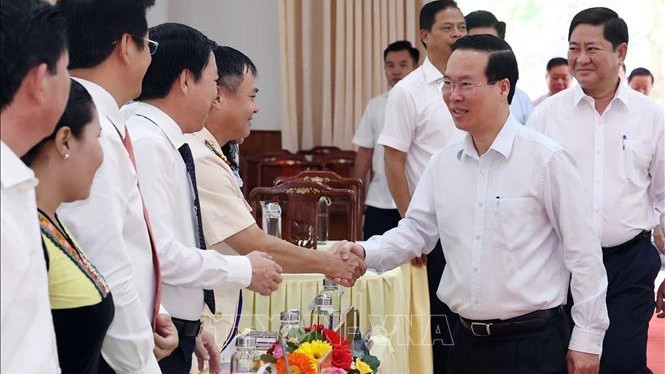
[447,309,570,374]
[600,236,661,374]
[159,335,196,374]
[427,241,457,374]
[362,205,401,240]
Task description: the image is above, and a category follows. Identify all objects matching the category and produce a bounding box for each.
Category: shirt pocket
[495,197,540,252]
[623,140,652,187]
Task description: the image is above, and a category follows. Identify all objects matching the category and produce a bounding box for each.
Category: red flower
[323,329,349,348]
[305,324,326,333]
[267,341,282,357]
[330,345,353,370]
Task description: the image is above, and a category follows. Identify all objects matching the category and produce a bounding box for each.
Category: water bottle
[279,309,301,338]
[261,201,282,238]
[310,294,335,329]
[230,334,261,374]
[317,196,331,244]
[321,279,343,327]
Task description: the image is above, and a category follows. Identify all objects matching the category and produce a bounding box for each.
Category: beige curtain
[279,0,427,152]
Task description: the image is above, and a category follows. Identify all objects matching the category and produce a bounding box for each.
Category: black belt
[171,317,202,338]
[459,306,562,337]
[601,230,650,256]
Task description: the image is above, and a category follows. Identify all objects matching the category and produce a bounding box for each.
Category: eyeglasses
[112,35,159,55]
[141,36,159,55]
[441,80,497,94]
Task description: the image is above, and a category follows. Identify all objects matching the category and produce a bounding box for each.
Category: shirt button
[478,202,483,208]
[596,150,601,155]
[474,300,479,305]
[475,235,481,240]
[473,267,478,272]
[595,180,600,184]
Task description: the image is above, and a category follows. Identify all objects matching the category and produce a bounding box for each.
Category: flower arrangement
[262,324,380,374]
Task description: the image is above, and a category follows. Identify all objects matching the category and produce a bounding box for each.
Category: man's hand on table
[327,241,367,287]
[246,251,283,296]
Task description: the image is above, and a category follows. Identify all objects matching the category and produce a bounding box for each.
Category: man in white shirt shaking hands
[341,34,609,373]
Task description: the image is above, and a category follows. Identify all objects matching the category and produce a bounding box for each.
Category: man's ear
[175,69,190,95]
[616,42,628,66]
[499,78,510,100]
[420,29,430,49]
[24,63,49,105]
[115,33,134,65]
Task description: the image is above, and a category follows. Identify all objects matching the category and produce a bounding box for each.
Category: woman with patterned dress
[22,80,113,374]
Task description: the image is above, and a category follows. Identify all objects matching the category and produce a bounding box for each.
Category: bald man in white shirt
[343,34,609,374]
[528,8,664,373]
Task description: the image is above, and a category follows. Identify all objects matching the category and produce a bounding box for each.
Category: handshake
[244,241,368,295]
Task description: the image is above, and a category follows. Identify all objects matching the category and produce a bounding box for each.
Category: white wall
[147,0,283,131]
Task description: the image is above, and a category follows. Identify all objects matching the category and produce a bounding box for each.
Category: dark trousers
[362,206,401,240]
[159,335,196,374]
[427,241,457,374]
[600,236,661,374]
[97,359,115,374]
[447,308,570,374]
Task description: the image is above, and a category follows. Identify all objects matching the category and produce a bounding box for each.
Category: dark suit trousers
[600,237,661,373]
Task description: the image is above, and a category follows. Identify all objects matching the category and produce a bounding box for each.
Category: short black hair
[628,67,654,84]
[213,45,257,95]
[568,7,628,49]
[22,79,95,166]
[546,57,568,72]
[419,1,460,31]
[451,34,518,104]
[465,10,506,39]
[138,23,215,101]
[383,40,419,65]
[1,0,67,110]
[58,0,154,69]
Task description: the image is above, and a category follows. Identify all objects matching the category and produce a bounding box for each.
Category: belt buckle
[470,322,492,337]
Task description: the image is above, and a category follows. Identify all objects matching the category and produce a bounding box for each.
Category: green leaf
[260,354,277,364]
[359,354,380,370]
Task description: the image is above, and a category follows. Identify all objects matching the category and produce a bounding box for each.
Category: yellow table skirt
[237,263,433,374]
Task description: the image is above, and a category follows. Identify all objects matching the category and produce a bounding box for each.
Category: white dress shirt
[1,141,60,373]
[528,83,665,246]
[126,102,252,321]
[378,57,462,192]
[363,118,609,354]
[509,87,534,124]
[57,79,161,373]
[532,93,550,107]
[352,91,396,209]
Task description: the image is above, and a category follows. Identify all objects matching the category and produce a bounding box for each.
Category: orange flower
[275,351,316,374]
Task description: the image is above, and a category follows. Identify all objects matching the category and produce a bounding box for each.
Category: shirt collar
[192,127,220,149]
[572,80,631,107]
[72,77,124,133]
[131,102,186,149]
[457,116,519,161]
[1,141,36,189]
[422,57,444,85]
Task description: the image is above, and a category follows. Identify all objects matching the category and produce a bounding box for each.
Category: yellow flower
[354,357,374,374]
[295,340,332,362]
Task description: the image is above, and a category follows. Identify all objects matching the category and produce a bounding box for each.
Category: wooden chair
[296,146,342,157]
[240,151,306,196]
[274,171,364,240]
[248,181,357,248]
[256,160,325,189]
[313,152,356,178]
